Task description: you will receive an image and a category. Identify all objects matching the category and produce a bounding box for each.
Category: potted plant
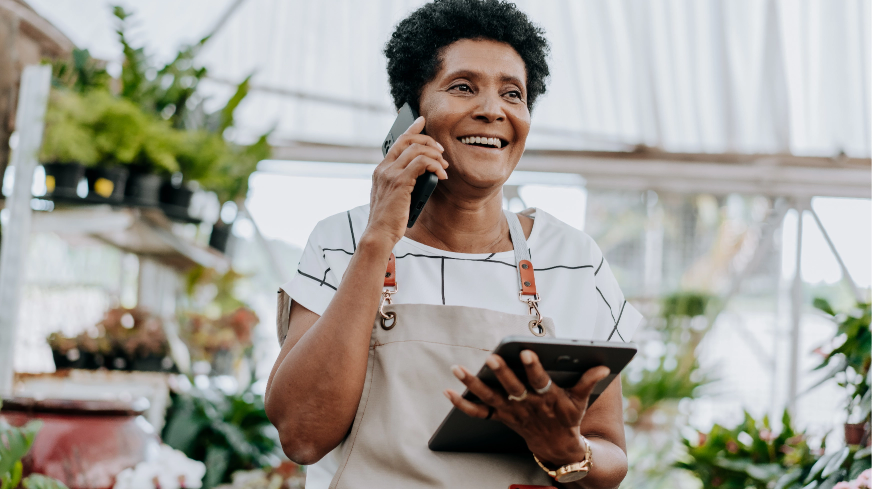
[810,299,871,446]
[676,410,817,489]
[98,307,175,372]
[39,90,98,201]
[161,382,282,489]
[123,116,180,207]
[179,267,258,374]
[46,307,176,372]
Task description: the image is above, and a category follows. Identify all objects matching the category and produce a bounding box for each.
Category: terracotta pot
[844,422,869,446]
[0,397,159,489]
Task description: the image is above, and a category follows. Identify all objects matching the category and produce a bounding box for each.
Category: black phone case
[382,103,438,228]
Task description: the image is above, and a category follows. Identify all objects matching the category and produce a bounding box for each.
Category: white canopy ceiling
[24,0,872,157]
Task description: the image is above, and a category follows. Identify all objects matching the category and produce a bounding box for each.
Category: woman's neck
[405,185,512,254]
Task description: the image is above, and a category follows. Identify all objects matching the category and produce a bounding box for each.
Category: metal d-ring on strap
[504,210,546,337]
[379,284,398,330]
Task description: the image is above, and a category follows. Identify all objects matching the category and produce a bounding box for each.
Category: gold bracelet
[533,436,592,483]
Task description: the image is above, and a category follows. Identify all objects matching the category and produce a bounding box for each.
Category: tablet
[428,336,637,453]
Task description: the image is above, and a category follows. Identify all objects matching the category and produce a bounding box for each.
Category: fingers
[485,355,528,399]
[400,151,449,180]
[403,115,427,136]
[520,350,554,394]
[443,389,492,420]
[451,365,506,409]
[569,366,611,404]
[549,365,609,427]
[389,117,443,158]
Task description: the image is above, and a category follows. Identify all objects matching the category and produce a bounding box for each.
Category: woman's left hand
[444,350,611,465]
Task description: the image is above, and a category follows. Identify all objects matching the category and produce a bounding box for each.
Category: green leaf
[22,474,69,489]
[0,420,43,478]
[202,445,230,489]
[775,468,804,489]
[849,456,871,480]
[746,463,785,482]
[814,298,836,316]
[218,75,252,132]
[853,446,872,460]
[3,461,23,489]
[859,389,871,419]
[817,469,848,489]
[821,447,850,478]
[806,452,835,484]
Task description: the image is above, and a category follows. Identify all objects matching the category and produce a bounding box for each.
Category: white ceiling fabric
[25,0,872,157]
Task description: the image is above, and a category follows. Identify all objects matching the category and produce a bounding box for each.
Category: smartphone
[382,102,439,228]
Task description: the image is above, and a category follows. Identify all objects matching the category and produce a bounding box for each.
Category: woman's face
[418,39,531,194]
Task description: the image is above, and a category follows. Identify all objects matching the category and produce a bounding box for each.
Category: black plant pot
[124,172,162,207]
[209,221,233,253]
[52,349,87,370]
[159,181,199,223]
[85,166,128,204]
[42,162,85,200]
[131,355,176,372]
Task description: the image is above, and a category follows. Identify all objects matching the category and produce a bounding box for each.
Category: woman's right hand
[365,116,449,248]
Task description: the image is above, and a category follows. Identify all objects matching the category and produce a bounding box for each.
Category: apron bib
[328,211,556,488]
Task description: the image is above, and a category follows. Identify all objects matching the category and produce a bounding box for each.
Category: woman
[266,1,642,487]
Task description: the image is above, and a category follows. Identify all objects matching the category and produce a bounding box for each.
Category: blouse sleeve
[591,246,644,342]
[279,219,341,317]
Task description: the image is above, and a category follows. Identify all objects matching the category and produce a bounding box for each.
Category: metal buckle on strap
[519,291,545,336]
[379,286,398,330]
[380,253,398,330]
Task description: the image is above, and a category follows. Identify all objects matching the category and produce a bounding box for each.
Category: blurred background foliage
[44,6,270,204]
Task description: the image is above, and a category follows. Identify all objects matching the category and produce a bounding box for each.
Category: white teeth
[460,136,503,148]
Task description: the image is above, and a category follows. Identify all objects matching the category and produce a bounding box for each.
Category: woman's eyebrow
[443,69,525,89]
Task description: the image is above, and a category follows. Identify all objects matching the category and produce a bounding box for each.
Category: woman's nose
[472,93,506,123]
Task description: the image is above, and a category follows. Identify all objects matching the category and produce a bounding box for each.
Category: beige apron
[327,211,556,488]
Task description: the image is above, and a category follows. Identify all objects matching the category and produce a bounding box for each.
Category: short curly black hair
[384,0,550,112]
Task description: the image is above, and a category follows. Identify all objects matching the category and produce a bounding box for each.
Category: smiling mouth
[458,136,508,149]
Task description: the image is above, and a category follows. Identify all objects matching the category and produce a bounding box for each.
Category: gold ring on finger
[534,379,552,395]
[508,389,529,402]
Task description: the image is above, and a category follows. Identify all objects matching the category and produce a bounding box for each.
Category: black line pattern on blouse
[347,211,356,252]
[595,256,604,275]
[608,300,627,342]
[320,248,595,272]
[320,268,332,287]
[596,287,616,323]
[297,270,337,290]
[441,258,446,305]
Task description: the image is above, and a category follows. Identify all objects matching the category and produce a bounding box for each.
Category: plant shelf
[30,205,229,272]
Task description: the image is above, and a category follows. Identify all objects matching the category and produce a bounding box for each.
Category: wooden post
[0,11,18,179]
[0,64,50,395]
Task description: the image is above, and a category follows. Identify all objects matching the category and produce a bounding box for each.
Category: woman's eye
[505,91,522,101]
[452,84,472,92]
